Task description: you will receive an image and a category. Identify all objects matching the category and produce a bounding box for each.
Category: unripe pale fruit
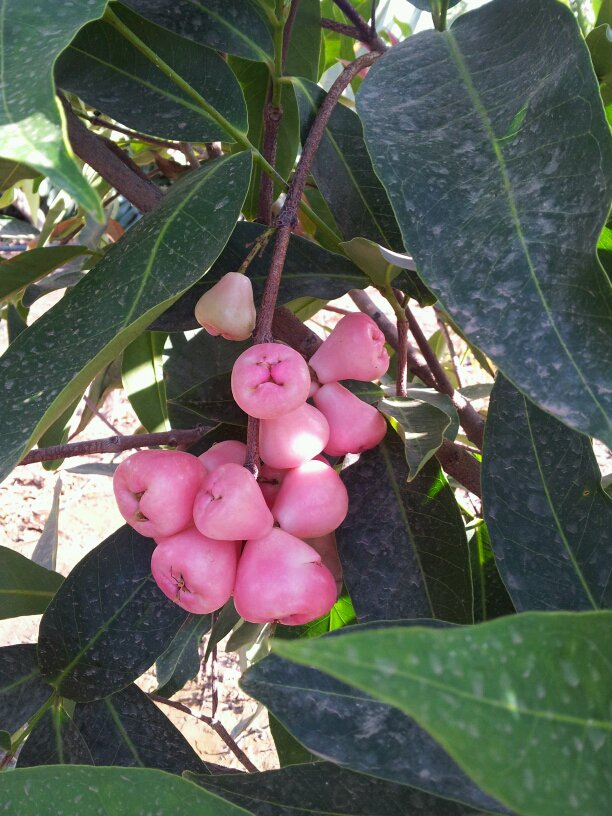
[233,529,337,625]
[231,343,310,419]
[194,272,256,341]
[113,450,206,539]
[257,463,286,509]
[309,312,389,383]
[152,528,239,613]
[259,403,329,469]
[199,440,246,472]
[314,382,387,456]
[193,462,273,541]
[272,458,348,538]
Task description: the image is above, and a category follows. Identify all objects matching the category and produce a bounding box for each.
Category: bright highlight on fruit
[309,312,389,383]
[194,272,256,341]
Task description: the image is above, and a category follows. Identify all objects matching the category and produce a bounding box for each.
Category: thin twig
[322,304,352,316]
[18,427,210,466]
[332,0,386,50]
[88,116,181,150]
[321,18,361,38]
[237,228,275,275]
[82,394,123,437]
[148,694,258,773]
[396,319,408,397]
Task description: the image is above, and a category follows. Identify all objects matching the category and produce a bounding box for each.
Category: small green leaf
[0,644,53,734]
[0,158,39,189]
[31,476,62,572]
[0,0,105,217]
[0,246,87,303]
[0,766,250,816]
[0,546,63,620]
[284,0,321,81]
[467,519,515,623]
[155,614,211,698]
[0,730,11,752]
[273,611,612,816]
[122,331,170,433]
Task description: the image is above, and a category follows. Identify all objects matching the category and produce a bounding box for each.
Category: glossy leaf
[0,0,104,217]
[19,684,204,775]
[37,525,189,702]
[294,78,402,251]
[31,476,62,571]
[56,6,247,142]
[0,766,250,816]
[380,391,458,480]
[337,430,473,624]
[482,374,612,611]
[123,0,274,62]
[0,246,86,303]
[155,614,210,697]
[152,222,367,332]
[0,152,251,484]
[189,761,484,816]
[274,611,612,816]
[358,0,612,444]
[0,546,63,620]
[122,331,170,433]
[0,645,52,734]
[242,628,504,813]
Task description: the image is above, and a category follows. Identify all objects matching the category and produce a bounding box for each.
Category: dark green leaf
[467,519,515,623]
[37,525,189,702]
[151,222,367,332]
[410,0,461,9]
[0,730,11,751]
[0,153,251,483]
[56,6,247,142]
[268,713,316,768]
[203,599,241,664]
[0,0,104,217]
[36,398,80,472]
[225,622,266,653]
[284,0,321,81]
[242,627,504,813]
[294,78,402,251]
[71,358,123,440]
[482,374,612,611]
[31,476,62,571]
[0,547,63,620]
[189,761,484,815]
[337,431,473,623]
[0,645,52,734]
[0,766,250,816]
[274,611,612,816]
[122,0,274,62]
[0,159,39,189]
[19,684,204,774]
[358,0,612,444]
[122,331,170,433]
[586,24,612,86]
[155,614,210,697]
[0,246,86,303]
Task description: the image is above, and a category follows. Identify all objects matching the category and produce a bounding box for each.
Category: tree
[0,0,610,814]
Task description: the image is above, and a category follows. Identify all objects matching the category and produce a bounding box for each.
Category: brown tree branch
[332,0,387,51]
[148,693,258,773]
[18,427,210,466]
[61,96,163,214]
[321,18,361,38]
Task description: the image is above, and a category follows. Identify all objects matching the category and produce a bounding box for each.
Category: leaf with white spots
[273,611,612,816]
[357,0,612,445]
[483,374,612,611]
[0,0,106,218]
[0,152,251,483]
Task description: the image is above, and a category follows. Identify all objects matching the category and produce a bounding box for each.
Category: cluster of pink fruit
[113,272,390,625]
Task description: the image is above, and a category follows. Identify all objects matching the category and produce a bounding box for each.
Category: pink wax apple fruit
[257,463,286,509]
[199,439,246,472]
[194,272,256,341]
[231,343,310,419]
[193,462,273,541]
[233,529,337,625]
[306,532,343,595]
[314,382,387,456]
[309,312,389,383]
[152,528,239,613]
[259,403,329,469]
[113,450,206,539]
[272,458,348,538]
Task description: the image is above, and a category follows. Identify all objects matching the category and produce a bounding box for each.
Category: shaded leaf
[0,0,104,217]
[273,611,612,816]
[37,525,189,702]
[151,222,367,332]
[0,730,10,751]
[190,761,484,816]
[122,331,170,433]
[482,374,612,611]
[203,599,241,664]
[155,614,210,697]
[294,78,402,251]
[31,476,62,572]
[0,645,52,734]
[0,159,39,189]
[0,547,63,620]
[0,152,251,483]
[358,0,612,444]
[123,0,274,62]
[467,520,515,623]
[56,6,247,142]
[268,713,316,768]
[337,430,473,624]
[284,0,321,81]
[0,246,87,303]
[0,766,250,816]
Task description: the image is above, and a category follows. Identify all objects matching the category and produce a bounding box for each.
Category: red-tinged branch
[331,0,387,51]
[18,427,210,466]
